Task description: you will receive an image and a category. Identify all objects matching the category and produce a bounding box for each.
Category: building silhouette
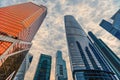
[64,15,119,80]
[55,50,68,80]
[0,2,47,79]
[34,54,52,80]
[100,9,120,40]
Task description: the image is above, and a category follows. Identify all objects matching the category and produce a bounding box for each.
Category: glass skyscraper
[88,31,120,79]
[99,9,120,40]
[34,54,52,80]
[13,53,33,80]
[55,50,68,80]
[0,2,47,79]
[64,15,119,80]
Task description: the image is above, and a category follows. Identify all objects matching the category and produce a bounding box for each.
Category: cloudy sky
[0,0,120,80]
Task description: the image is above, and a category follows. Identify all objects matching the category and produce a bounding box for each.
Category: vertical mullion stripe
[76,41,90,69]
[85,47,99,69]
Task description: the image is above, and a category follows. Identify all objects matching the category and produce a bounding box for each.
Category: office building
[88,31,120,79]
[64,15,119,80]
[0,2,47,79]
[55,50,68,80]
[13,53,33,80]
[99,9,120,40]
[34,54,52,80]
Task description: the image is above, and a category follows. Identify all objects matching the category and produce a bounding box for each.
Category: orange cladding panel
[0,2,46,37]
[0,2,40,20]
[0,41,12,55]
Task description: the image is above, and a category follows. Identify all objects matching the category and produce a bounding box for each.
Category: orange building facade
[0,2,47,79]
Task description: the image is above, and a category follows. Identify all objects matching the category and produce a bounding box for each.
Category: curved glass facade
[65,15,119,80]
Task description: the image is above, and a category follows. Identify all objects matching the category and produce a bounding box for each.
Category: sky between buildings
[0,0,120,80]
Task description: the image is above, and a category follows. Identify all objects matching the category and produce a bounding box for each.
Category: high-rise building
[13,53,33,80]
[99,9,120,40]
[55,50,68,80]
[88,31,120,79]
[34,54,52,80]
[64,15,119,80]
[0,2,47,80]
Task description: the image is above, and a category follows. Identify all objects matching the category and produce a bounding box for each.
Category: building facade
[64,15,119,80]
[55,50,68,80]
[13,53,33,80]
[34,54,52,80]
[99,9,120,40]
[0,2,47,79]
[88,31,120,79]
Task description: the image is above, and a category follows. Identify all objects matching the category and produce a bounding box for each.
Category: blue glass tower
[88,31,120,79]
[99,9,120,40]
[55,50,68,80]
[64,15,119,80]
[34,54,52,80]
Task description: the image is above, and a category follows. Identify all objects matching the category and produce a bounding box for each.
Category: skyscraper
[88,31,120,79]
[99,9,120,40]
[55,50,68,80]
[34,54,52,80]
[13,53,33,80]
[0,2,47,79]
[64,15,119,80]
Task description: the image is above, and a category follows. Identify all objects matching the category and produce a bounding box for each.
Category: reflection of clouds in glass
[0,0,120,80]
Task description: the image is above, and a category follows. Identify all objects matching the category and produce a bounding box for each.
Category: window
[59,65,63,75]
